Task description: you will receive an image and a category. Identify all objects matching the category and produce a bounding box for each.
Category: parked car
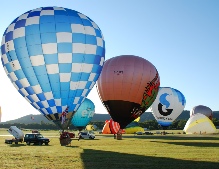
[24,133,50,145]
[78,132,95,139]
[144,131,154,135]
[135,131,143,135]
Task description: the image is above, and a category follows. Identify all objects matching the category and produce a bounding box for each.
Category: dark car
[144,131,154,135]
[24,133,50,145]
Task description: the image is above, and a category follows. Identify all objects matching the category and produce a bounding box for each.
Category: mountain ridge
[2,110,219,124]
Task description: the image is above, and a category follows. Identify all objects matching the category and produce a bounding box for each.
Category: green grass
[0,129,219,169]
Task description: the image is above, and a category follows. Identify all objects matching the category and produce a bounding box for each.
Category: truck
[5,126,24,144]
[5,126,50,146]
[24,133,50,145]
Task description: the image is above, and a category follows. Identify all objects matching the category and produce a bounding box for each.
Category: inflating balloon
[71,98,95,131]
[1,7,105,130]
[97,55,160,129]
[151,87,186,128]
[190,105,213,120]
[184,113,216,134]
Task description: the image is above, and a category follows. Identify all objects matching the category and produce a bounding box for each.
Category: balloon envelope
[1,7,105,129]
[97,55,160,129]
[86,124,97,131]
[71,98,95,131]
[151,87,186,127]
[184,113,216,134]
[190,105,213,120]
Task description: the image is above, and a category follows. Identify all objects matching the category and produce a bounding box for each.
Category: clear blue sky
[0,0,219,122]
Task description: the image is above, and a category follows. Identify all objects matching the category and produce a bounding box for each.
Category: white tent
[184,113,216,134]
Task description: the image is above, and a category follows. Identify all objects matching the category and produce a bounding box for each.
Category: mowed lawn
[0,129,219,169]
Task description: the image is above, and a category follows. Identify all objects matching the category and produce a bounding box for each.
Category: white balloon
[151,87,186,127]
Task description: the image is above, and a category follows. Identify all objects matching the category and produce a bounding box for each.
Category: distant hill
[2,110,219,124]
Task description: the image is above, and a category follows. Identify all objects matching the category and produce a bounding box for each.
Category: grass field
[0,129,219,169]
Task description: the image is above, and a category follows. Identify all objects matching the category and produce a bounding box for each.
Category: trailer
[5,126,24,144]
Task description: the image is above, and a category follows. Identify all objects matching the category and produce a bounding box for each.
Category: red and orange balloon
[97,55,160,129]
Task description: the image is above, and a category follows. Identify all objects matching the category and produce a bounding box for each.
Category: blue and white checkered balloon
[0,6,105,129]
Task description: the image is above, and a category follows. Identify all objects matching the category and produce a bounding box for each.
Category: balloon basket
[59,132,73,146]
[116,133,122,140]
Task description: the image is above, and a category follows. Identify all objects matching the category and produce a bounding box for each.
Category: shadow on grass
[119,135,219,141]
[9,144,26,147]
[81,149,219,169]
[151,141,219,147]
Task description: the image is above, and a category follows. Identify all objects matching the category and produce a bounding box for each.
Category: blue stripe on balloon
[60,83,70,92]
[14,19,26,29]
[44,54,58,64]
[68,16,82,24]
[40,16,55,24]
[1,44,5,55]
[14,69,25,80]
[71,72,80,81]
[36,75,52,93]
[75,90,83,97]
[95,29,102,37]
[40,22,56,33]
[91,64,101,73]
[57,43,72,53]
[36,101,44,108]
[41,33,57,44]
[8,50,17,61]
[85,81,92,89]
[72,33,86,43]
[37,93,46,101]
[82,19,93,27]
[16,47,29,59]
[45,107,53,114]
[80,73,90,81]
[27,44,43,56]
[5,31,13,42]
[96,46,104,56]
[54,10,67,16]
[14,37,26,48]
[18,89,25,97]
[25,86,35,95]
[26,76,38,86]
[25,24,40,35]
[56,106,62,113]
[5,63,13,73]
[65,9,79,17]
[56,23,71,32]
[86,35,97,45]
[72,53,84,63]
[59,63,71,73]
[27,95,35,103]
[47,99,55,107]
[14,80,23,89]
[33,65,47,75]
[42,7,54,10]
[26,34,41,46]
[27,11,41,17]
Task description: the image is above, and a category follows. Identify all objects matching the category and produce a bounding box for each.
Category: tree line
[0,118,218,131]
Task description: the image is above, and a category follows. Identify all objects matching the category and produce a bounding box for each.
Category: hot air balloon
[71,98,95,131]
[1,7,105,130]
[97,55,160,130]
[151,87,186,128]
[102,120,111,134]
[86,124,97,131]
[184,113,216,134]
[125,117,144,134]
[102,119,125,134]
[190,105,213,120]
